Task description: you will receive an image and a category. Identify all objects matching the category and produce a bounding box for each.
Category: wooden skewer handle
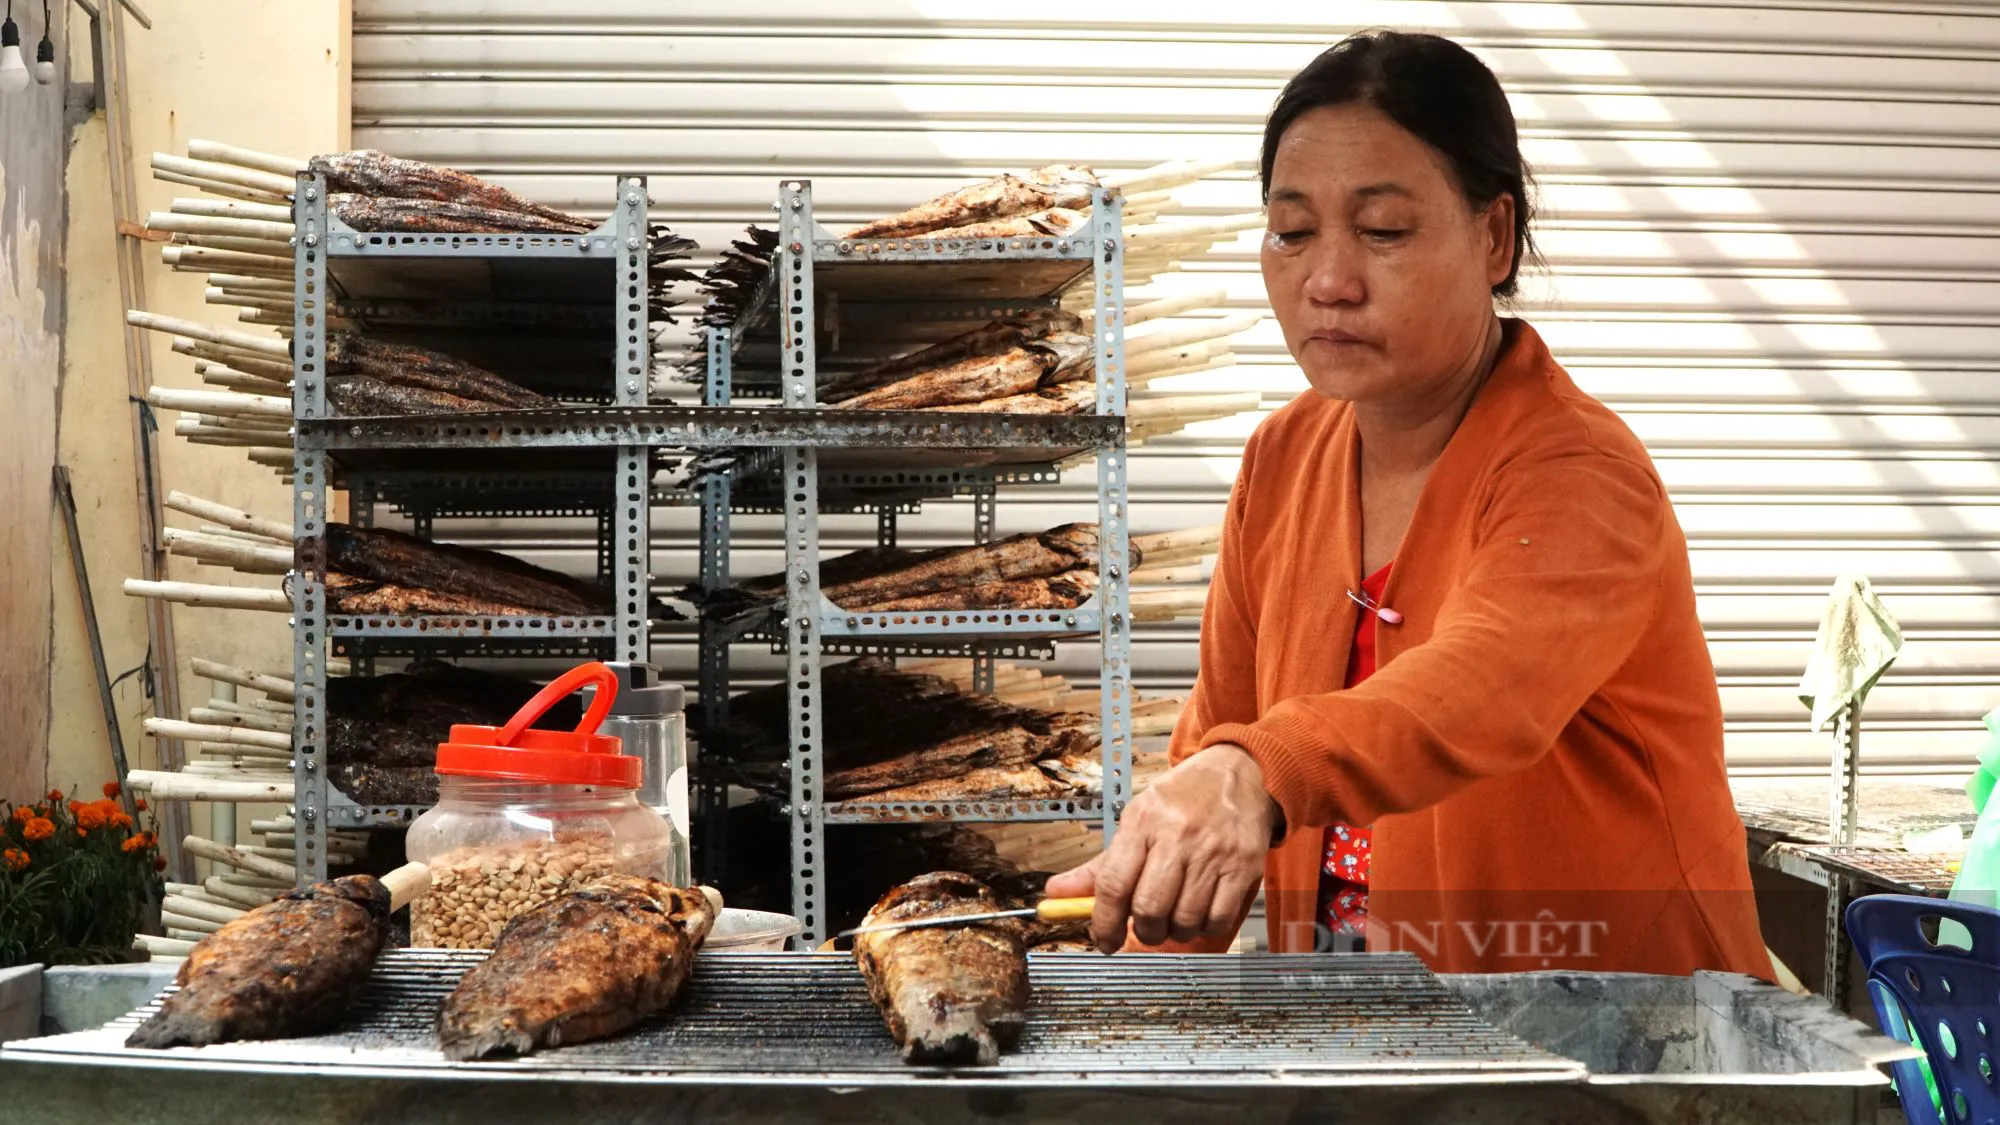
[1036,897,1097,922]
[379,862,431,913]
[182,834,298,883]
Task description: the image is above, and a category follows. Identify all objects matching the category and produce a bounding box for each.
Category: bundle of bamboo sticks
[138,824,369,962]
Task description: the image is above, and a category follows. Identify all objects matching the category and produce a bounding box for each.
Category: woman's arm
[1203,441,1669,834]
[1048,446,1276,951]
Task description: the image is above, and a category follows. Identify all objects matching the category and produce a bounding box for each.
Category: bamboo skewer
[170,338,295,380]
[134,934,196,957]
[183,835,298,883]
[126,309,290,359]
[173,234,294,260]
[1128,339,1230,378]
[152,167,287,205]
[132,769,293,803]
[197,363,291,395]
[206,288,294,314]
[207,698,293,719]
[161,910,223,935]
[148,211,296,243]
[165,491,294,541]
[1124,213,1265,251]
[1130,563,1207,585]
[162,245,292,276]
[1130,588,1208,623]
[1125,313,1261,358]
[207,271,293,293]
[164,894,247,926]
[1128,393,1262,427]
[163,529,292,575]
[186,706,292,734]
[144,719,291,752]
[123,578,289,612]
[1103,158,1240,195]
[151,153,296,198]
[196,744,292,762]
[1120,287,1230,327]
[170,197,296,224]
[1129,355,1235,390]
[187,139,307,178]
[201,877,277,909]
[190,658,296,701]
[1133,526,1222,558]
[148,386,293,420]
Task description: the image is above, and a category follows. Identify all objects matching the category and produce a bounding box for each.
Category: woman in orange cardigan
[1048,30,1771,978]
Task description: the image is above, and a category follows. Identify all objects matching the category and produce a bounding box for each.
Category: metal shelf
[297,406,1120,456]
[695,179,1134,946]
[328,615,616,639]
[824,798,1105,825]
[286,173,657,883]
[324,797,429,830]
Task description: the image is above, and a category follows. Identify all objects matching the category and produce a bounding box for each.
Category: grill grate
[7,952,1581,1086]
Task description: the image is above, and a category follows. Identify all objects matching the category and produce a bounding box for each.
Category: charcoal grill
[8,951,1576,1086]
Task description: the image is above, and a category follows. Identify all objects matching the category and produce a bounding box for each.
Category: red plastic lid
[435,662,640,788]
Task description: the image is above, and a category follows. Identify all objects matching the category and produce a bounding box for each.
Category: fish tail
[439,1016,539,1061]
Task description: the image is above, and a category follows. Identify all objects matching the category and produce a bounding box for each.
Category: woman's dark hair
[1261,30,1537,298]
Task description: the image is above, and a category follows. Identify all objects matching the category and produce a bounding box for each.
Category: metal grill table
[8,952,1578,1087]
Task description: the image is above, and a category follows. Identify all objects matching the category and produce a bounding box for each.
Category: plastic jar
[406,662,676,949]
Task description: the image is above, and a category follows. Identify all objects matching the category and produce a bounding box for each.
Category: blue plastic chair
[1847,894,2000,1125]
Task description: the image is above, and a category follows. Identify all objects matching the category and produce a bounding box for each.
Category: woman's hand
[1044,743,1278,953]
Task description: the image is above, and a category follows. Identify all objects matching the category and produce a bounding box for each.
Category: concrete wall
[1,0,69,803]
[45,3,345,809]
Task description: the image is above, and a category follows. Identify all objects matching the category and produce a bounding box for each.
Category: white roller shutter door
[352,0,2000,777]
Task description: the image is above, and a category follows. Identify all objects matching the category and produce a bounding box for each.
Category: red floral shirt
[1320,562,1389,937]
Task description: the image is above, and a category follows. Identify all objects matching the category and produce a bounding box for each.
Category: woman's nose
[1301,242,1366,307]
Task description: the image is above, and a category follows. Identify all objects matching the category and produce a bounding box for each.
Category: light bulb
[0,18,25,94]
[31,33,49,85]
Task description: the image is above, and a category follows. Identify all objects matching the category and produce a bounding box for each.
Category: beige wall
[47,3,345,814]
[1,0,66,804]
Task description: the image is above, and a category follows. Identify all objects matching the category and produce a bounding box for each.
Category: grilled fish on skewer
[844,165,1097,240]
[438,877,720,1061]
[329,194,593,235]
[127,875,392,1049]
[309,151,588,230]
[854,871,1031,1066]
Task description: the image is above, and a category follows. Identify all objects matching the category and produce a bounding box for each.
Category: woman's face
[1260,102,1516,405]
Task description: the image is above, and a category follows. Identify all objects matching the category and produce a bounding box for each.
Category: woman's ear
[1483,195,1518,290]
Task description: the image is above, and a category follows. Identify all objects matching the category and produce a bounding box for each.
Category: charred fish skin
[126,876,392,1050]
[854,871,1031,1067]
[438,876,718,1061]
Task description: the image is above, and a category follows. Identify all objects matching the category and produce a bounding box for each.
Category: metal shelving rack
[692,179,1134,945]
[285,174,655,877]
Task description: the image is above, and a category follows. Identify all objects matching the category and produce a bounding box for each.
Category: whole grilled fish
[330,193,594,235]
[309,151,587,229]
[854,871,1031,1066]
[438,877,720,1061]
[844,165,1097,240]
[127,876,392,1049]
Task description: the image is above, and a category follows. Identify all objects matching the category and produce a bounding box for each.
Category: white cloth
[1797,574,1904,730]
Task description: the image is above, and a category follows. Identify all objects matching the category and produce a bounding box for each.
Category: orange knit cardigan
[1144,320,1771,978]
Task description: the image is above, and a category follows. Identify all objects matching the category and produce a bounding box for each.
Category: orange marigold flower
[67,800,83,816]
[74,803,108,832]
[110,811,134,830]
[2,848,27,873]
[134,798,147,812]
[45,789,63,803]
[102,781,121,799]
[10,806,30,824]
[22,818,54,842]
[120,835,144,854]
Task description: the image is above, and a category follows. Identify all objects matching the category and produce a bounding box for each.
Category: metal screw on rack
[303,233,319,247]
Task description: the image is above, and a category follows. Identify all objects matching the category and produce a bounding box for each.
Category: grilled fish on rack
[309,151,589,230]
[329,194,593,235]
[438,877,720,1060]
[844,165,1097,240]
[127,876,392,1049]
[853,871,1031,1066]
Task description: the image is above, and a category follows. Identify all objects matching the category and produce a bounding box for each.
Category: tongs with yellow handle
[834,897,1096,939]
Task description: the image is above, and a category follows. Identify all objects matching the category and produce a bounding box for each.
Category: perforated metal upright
[286,174,655,881]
